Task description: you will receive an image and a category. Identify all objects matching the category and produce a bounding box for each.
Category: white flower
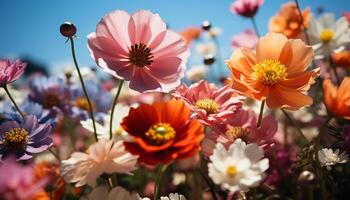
[141,193,186,200]
[308,13,350,57]
[172,172,186,186]
[185,65,207,82]
[81,104,135,141]
[82,186,139,200]
[208,139,269,193]
[195,42,216,56]
[63,66,97,83]
[318,148,348,170]
[61,139,138,187]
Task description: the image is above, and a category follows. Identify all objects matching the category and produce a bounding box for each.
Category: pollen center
[128,43,154,67]
[253,59,287,86]
[195,99,219,114]
[226,165,237,176]
[3,128,29,147]
[320,28,334,43]
[225,126,250,142]
[145,123,176,145]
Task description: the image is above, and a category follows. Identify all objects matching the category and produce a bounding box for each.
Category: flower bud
[60,22,76,37]
[202,20,211,31]
[297,170,316,186]
[203,54,215,65]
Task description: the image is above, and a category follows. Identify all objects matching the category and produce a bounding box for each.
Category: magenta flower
[0,158,49,200]
[231,29,258,49]
[172,80,244,125]
[88,10,189,93]
[230,0,264,18]
[202,109,277,157]
[0,59,27,87]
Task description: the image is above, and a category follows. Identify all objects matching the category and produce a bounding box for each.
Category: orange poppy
[332,51,350,69]
[122,99,204,165]
[323,78,350,119]
[269,2,311,39]
[226,32,319,110]
[179,27,202,46]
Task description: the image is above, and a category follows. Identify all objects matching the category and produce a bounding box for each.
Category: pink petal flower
[0,59,27,87]
[88,10,189,93]
[230,0,264,18]
[172,80,244,126]
[231,29,258,49]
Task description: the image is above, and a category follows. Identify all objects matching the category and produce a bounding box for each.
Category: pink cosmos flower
[0,59,27,87]
[88,10,189,93]
[202,109,277,157]
[230,0,264,18]
[231,29,258,49]
[172,80,244,125]
[343,12,350,24]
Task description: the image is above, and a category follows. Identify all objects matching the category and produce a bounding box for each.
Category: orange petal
[226,48,256,75]
[281,68,319,91]
[286,39,313,76]
[256,32,288,61]
[322,79,338,112]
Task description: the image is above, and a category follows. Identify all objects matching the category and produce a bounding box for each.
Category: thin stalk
[213,36,225,79]
[294,0,311,45]
[256,99,265,127]
[109,80,124,139]
[281,109,309,144]
[198,169,219,200]
[68,37,98,142]
[49,148,60,162]
[3,85,24,119]
[154,164,167,200]
[251,17,260,37]
[328,55,341,84]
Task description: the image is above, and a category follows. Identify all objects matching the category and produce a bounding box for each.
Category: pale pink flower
[0,59,27,87]
[230,0,264,18]
[172,80,244,125]
[61,139,138,187]
[231,29,258,49]
[88,10,189,93]
[202,109,277,157]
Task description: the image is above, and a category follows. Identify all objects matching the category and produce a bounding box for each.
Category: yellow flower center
[43,93,61,109]
[145,123,176,145]
[320,28,334,43]
[3,128,29,147]
[128,43,154,67]
[226,165,237,176]
[195,99,219,114]
[75,97,95,111]
[253,59,287,86]
[225,126,250,142]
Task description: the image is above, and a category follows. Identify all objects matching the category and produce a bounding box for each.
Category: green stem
[49,148,60,162]
[294,0,311,45]
[281,109,309,144]
[154,163,167,200]
[251,17,260,37]
[256,99,265,127]
[3,85,25,119]
[109,80,124,139]
[68,37,98,142]
[328,55,341,84]
[212,36,225,78]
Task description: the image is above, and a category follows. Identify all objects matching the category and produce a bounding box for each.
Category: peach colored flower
[230,0,264,18]
[269,2,311,39]
[88,10,189,93]
[323,78,350,119]
[226,32,319,110]
[332,50,350,69]
[172,80,244,125]
[179,27,202,46]
[202,109,277,157]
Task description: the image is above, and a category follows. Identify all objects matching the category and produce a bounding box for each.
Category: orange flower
[179,27,202,46]
[269,2,311,39]
[122,99,204,165]
[332,51,350,69]
[226,32,319,110]
[323,78,350,119]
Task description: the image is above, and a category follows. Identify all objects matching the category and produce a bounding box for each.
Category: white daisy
[318,148,348,170]
[308,13,350,57]
[208,139,269,193]
[195,42,216,56]
[81,104,135,141]
[185,65,207,82]
[141,193,186,200]
[61,139,138,187]
[81,186,139,200]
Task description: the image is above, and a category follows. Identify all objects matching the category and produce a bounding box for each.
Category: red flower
[122,99,204,165]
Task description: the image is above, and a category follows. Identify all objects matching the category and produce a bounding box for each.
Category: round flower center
[320,28,334,43]
[3,128,29,147]
[128,43,154,67]
[226,165,237,176]
[145,123,176,145]
[195,99,219,114]
[253,59,287,86]
[225,126,250,142]
[75,97,95,111]
[43,93,61,109]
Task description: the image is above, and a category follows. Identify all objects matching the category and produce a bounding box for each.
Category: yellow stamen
[320,28,334,43]
[3,128,29,147]
[252,59,287,86]
[225,126,250,142]
[75,97,95,111]
[226,165,237,176]
[195,99,219,114]
[145,123,176,145]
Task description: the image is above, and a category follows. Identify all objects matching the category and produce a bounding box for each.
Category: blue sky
[0,0,349,73]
